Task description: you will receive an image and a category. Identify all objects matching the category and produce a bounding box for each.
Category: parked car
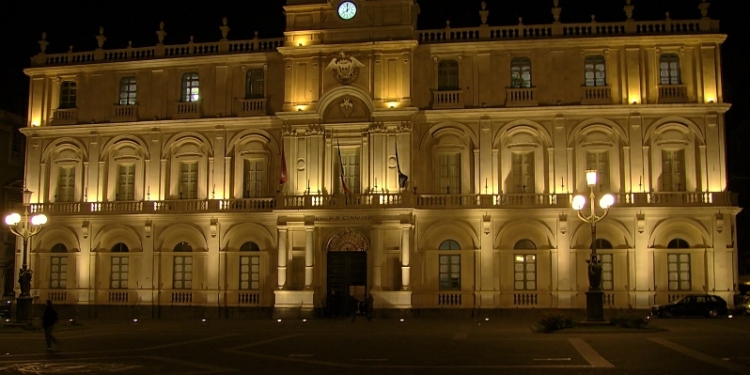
[651,294,729,318]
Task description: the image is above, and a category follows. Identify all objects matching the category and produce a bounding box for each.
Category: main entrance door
[326,230,368,317]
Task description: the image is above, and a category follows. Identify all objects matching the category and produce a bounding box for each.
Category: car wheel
[662,310,672,318]
[708,309,719,318]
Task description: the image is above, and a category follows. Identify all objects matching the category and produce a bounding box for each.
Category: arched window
[174,242,193,252]
[511,57,532,88]
[514,239,536,250]
[119,76,137,105]
[590,239,613,249]
[111,243,129,252]
[50,243,68,290]
[181,73,200,102]
[584,55,606,87]
[668,238,690,249]
[439,240,460,250]
[438,60,459,91]
[240,242,260,252]
[659,54,681,85]
[245,69,265,99]
[51,243,67,253]
[59,81,77,109]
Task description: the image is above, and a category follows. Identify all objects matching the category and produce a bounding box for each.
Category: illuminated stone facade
[20,0,737,316]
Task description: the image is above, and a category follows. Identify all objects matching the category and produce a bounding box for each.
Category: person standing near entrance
[42,300,59,351]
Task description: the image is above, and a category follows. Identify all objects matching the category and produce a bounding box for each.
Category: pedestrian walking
[42,300,59,351]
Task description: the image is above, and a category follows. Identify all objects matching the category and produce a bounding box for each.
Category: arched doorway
[326,230,368,317]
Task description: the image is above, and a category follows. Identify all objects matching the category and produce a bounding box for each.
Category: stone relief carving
[326,50,365,85]
[340,98,353,118]
[327,229,368,252]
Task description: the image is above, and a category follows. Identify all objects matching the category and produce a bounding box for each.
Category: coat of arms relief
[326,50,365,85]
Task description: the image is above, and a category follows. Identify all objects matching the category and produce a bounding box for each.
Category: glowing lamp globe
[599,194,615,209]
[572,195,586,211]
[4,213,21,226]
[31,214,48,226]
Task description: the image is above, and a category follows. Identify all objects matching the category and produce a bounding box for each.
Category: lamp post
[4,189,47,323]
[571,170,614,322]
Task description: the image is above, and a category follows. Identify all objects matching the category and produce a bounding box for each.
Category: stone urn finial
[699,0,710,18]
[220,17,230,40]
[96,26,107,49]
[38,32,49,53]
[552,0,562,22]
[479,1,489,25]
[624,0,634,20]
[156,21,167,45]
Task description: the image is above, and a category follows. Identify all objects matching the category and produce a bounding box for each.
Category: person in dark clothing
[348,294,359,322]
[42,300,59,351]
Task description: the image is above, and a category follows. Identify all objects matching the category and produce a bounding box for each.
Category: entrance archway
[326,230,368,317]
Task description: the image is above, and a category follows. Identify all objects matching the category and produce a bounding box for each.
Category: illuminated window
[110,243,129,290]
[511,152,535,193]
[584,55,606,87]
[511,57,532,88]
[514,254,536,290]
[437,153,461,194]
[179,162,198,199]
[117,164,135,201]
[50,243,68,290]
[662,150,686,192]
[56,166,75,202]
[668,254,691,291]
[181,73,200,102]
[119,76,137,105]
[173,242,193,290]
[240,241,261,291]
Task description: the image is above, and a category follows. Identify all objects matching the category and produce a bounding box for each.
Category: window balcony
[173,102,201,119]
[432,90,464,109]
[506,87,538,107]
[237,98,267,116]
[658,85,688,103]
[111,105,139,122]
[580,86,612,105]
[52,108,79,125]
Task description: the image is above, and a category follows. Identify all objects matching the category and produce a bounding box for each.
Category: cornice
[278,40,419,57]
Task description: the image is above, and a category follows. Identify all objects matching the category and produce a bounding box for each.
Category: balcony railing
[28,191,737,215]
[581,86,612,104]
[658,85,688,103]
[237,98,267,116]
[506,87,538,107]
[432,90,464,109]
[52,108,79,125]
[111,105,139,122]
[174,102,201,119]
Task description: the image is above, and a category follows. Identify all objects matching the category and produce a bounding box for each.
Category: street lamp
[572,170,614,322]
[5,189,47,323]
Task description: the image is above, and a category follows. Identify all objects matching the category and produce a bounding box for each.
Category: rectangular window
[50,256,68,289]
[117,164,135,201]
[662,150,686,191]
[243,159,266,198]
[584,56,606,87]
[57,166,75,202]
[119,76,137,105]
[511,152,535,193]
[437,60,459,91]
[586,151,610,192]
[438,153,461,194]
[110,256,129,289]
[439,254,461,291]
[246,69,265,99]
[338,149,360,194]
[668,254,691,291]
[660,54,681,85]
[59,81,77,109]
[240,256,260,290]
[514,254,536,290]
[181,73,200,102]
[511,58,532,88]
[601,254,613,291]
[173,256,193,289]
[179,162,198,199]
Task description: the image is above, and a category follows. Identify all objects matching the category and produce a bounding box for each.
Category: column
[479,215,493,306]
[400,225,411,291]
[304,226,313,289]
[372,226,383,290]
[278,227,288,289]
[141,220,155,304]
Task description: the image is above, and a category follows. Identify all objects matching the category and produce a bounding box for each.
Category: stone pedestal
[15,297,34,323]
[585,290,605,322]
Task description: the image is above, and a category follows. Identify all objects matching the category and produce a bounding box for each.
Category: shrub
[610,309,649,329]
[538,311,576,332]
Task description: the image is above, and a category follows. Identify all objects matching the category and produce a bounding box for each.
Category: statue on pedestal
[18,268,32,297]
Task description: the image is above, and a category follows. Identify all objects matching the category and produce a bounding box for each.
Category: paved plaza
[0,311,749,374]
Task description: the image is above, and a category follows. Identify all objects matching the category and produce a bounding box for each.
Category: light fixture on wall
[145,220,152,238]
[82,220,89,239]
[210,218,218,238]
[716,212,724,233]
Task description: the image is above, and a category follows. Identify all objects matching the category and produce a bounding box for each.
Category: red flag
[279,144,288,185]
[337,140,351,194]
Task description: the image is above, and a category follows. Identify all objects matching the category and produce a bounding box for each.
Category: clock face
[338,1,357,20]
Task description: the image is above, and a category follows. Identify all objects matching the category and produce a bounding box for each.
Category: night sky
[1,0,748,261]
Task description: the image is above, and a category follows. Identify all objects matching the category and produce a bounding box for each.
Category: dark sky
[1,0,748,252]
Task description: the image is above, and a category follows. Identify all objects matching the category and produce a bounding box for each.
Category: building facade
[20,0,737,317]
